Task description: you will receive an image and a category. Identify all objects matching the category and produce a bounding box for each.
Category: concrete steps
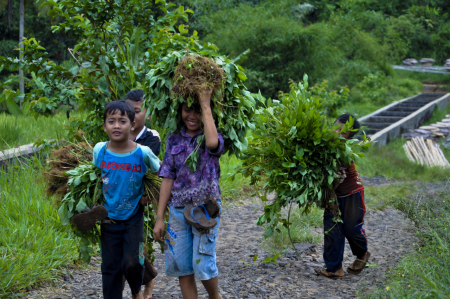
[358,93,450,146]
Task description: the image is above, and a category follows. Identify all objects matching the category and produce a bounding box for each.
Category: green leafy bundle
[58,163,104,262]
[45,142,163,262]
[237,75,373,238]
[57,163,163,263]
[143,47,256,159]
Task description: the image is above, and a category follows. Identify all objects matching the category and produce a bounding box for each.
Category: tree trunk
[19,0,25,107]
[7,0,12,34]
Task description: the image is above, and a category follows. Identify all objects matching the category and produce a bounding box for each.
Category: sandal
[315,267,344,279]
[348,251,371,275]
[71,205,108,231]
[204,199,220,219]
[184,204,217,233]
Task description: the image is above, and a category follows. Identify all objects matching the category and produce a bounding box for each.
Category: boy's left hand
[140,196,151,206]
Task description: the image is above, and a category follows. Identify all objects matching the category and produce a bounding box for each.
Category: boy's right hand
[153,219,165,242]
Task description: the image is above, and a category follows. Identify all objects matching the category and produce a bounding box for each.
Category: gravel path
[23,182,418,298]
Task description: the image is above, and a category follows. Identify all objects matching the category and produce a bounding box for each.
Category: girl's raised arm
[198,89,219,150]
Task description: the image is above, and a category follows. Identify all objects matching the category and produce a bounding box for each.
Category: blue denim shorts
[164,201,221,281]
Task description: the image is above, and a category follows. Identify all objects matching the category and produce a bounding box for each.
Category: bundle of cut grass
[44,141,93,196]
[172,55,224,102]
[144,46,256,164]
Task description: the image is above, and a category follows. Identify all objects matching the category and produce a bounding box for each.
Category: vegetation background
[1,0,450,297]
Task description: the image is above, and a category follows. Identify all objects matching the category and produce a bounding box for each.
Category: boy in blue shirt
[93,100,160,299]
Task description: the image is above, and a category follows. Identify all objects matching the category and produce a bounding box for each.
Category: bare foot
[132,291,143,299]
[143,279,156,299]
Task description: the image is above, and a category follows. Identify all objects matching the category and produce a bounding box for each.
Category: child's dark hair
[335,113,360,138]
[125,89,144,102]
[103,100,135,123]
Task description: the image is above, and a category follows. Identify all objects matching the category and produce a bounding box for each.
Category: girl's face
[181,103,202,135]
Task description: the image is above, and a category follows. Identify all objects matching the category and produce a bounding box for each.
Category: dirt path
[23,182,417,298]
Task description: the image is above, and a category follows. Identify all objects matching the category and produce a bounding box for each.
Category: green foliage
[264,205,323,255]
[0,0,203,143]
[144,48,256,160]
[0,40,18,58]
[364,186,450,298]
[199,0,342,97]
[0,113,20,147]
[358,138,450,182]
[342,71,423,118]
[309,80,349,118]
[0,157,78,295]
[219,152,252,201]
[236,75,372,237]
[0,112,83,151]
[58,163,103,262]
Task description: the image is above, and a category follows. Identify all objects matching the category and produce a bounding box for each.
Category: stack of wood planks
[402,114,450,141]
[403,137,450,168]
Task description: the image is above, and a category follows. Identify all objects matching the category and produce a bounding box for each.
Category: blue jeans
[165,202,221,280]
[323,191,367,272]
[100,206,144,298]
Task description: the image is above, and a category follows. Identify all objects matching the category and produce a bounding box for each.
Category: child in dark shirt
[316,113,370,279]
[125,89,161,298]
[125,89,161,157]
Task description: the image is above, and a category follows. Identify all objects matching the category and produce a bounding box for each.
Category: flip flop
[71,205,108,231]
[204,199,220,219]
[184,204,217,232]
[348,251,371,275]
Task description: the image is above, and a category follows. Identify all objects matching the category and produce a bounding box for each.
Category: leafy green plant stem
[184,134,205,172]
[287,201,301,258]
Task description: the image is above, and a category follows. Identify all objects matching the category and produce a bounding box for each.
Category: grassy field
[357,103,450,182]
[361,182,450,298]
[341,71,424,118]
[0,113,77,151]
[0,157,78,296]
[263,205,323,255]
[394,70,450,88]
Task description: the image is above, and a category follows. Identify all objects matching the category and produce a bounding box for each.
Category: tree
[19,0,24,106]
[0,0,205,142]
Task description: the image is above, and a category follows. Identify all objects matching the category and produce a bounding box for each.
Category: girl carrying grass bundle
[153,56,224,299]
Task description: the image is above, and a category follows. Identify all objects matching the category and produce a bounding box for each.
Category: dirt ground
[23,178,421,299]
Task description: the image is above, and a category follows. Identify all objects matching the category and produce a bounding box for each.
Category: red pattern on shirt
[335,162,364,197]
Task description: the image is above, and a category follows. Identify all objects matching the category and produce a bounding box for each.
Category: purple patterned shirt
[158,126,224,207]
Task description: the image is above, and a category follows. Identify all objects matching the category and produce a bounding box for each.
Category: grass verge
[219,153,252,202]
[0,113,78,151]
[0,156,78,296]
[363,182,450,298]
[358,138,450,181]
[264,205,323,255]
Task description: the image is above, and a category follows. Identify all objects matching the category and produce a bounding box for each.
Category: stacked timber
[402,115,450,167]
[403,137,449,168]
[402,114,450,141]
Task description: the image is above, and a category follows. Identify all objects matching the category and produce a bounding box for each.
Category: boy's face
[125,99,149,132]
[102,110,136,142]
[181,103,202,134]
[333,121,351,139]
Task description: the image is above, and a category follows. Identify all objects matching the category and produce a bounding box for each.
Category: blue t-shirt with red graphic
[93,142,160,220]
